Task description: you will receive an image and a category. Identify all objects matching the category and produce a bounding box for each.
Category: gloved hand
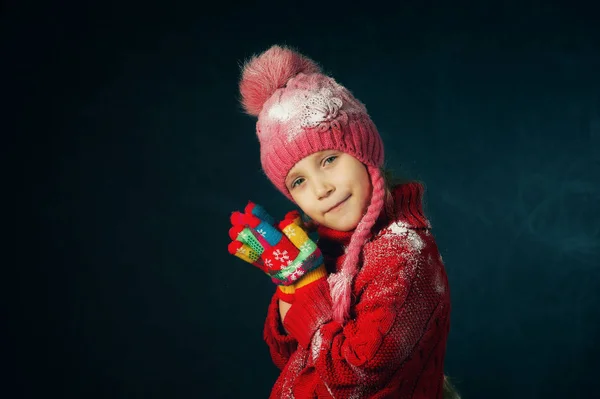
[228,201,327,302]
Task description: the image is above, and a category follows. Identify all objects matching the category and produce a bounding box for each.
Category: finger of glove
[245,201,276,225]
[283,210,302,225]
[232,209,285,247]
[230,211,261,228]
[229,225,270,259]
[231,211,284,251]
[284,210,314,232]
[278,219,317,253]
[227,240,267,272]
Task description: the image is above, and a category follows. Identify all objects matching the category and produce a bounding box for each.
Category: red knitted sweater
[263,182,451,398]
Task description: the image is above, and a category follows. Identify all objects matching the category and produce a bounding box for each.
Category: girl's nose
[314,183,334,200]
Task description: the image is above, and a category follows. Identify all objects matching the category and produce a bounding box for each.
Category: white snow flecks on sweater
[379,221,426,253]
[281,349,307,398]
[311,330,322,364]
[309,330,337,398]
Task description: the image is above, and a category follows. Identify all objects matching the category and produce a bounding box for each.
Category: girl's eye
[324,155,337,165]
[291,155,337,189]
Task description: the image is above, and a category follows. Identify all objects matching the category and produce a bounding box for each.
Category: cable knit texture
[263,182,451,398]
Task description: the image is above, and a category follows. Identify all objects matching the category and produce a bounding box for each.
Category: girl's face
[285,150,372,232]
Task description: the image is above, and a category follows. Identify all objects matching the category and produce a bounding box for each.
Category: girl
[228,45,460,398]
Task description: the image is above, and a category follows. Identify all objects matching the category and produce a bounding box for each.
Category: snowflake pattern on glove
[273,249,290,263]
[289,269,303,282]
[264,258,273,269]
[300,242,312,253]
[256,228,267,237]
[286,226,297,237]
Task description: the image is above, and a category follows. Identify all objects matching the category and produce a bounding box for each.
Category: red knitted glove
[228,202,327,303]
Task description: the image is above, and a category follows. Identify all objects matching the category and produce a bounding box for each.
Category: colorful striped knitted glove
[228,202,327,302]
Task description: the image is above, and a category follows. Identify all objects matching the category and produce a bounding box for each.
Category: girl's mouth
[327,195,350,213]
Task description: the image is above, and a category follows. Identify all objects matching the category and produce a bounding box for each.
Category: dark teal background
[6,1,599,398]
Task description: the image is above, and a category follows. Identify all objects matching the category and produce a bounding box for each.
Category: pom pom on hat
[239,45,322,116]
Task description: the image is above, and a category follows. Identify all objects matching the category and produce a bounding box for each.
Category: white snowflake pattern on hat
[266,87,345,143]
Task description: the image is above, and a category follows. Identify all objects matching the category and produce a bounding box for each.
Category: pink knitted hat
[239,45,386,324]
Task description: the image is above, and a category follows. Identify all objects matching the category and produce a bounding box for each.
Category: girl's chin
[327,215,360,232]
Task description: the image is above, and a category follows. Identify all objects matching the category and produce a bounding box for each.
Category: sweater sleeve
[282,235,445,394]
[263,289,298,370]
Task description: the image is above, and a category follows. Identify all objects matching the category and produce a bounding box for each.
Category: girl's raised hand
[228,201,324,287]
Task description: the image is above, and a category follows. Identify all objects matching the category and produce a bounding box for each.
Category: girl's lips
[327,195,350,213]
